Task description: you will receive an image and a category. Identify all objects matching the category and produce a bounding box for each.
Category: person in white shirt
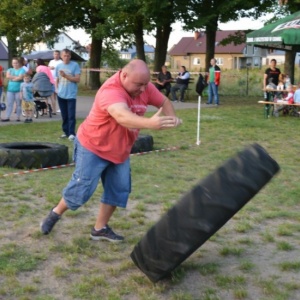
[49,50,62,113]
[170,66,190,102]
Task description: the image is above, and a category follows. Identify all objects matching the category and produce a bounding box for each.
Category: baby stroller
[28,72,53,118]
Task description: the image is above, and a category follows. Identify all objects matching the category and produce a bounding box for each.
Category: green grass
[0,95,300,299]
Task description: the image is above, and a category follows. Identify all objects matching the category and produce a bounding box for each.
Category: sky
[67,16,272,50]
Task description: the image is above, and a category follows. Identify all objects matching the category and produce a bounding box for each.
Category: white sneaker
[57,109,61,113]
[60,134,67,138]
[68,134,75,141]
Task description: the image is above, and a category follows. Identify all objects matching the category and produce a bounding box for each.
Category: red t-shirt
[77,71,164,163]
[0,65,3,87]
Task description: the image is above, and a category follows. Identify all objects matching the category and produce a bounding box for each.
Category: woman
[1,58,26,122]
[36,58,56,114]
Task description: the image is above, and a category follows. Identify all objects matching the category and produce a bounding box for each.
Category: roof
[169,30,246,56]
[120,44,154,54]
[23,50,86,62]
[0,40,8,60]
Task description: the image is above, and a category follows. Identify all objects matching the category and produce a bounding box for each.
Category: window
[215,58,223,65]
[193,58,200,65]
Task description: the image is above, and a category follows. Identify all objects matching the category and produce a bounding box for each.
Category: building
[0,40,9,70]
[34,32,89,62]
[119,45,155,61]
[168,30,268,71]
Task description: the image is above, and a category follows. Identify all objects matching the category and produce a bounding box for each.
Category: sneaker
[24,119,29,123]
[40,209,61,235]
[90,225,124,242]
[68,134,75,141]
[29,119,33,123]
[60,134,67,138]
[1,119,10,122]
[57,109,61,113]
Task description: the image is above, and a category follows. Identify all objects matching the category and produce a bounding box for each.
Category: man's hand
[150,108,182,130]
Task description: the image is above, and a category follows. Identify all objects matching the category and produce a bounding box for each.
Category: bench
[258,101,300,118]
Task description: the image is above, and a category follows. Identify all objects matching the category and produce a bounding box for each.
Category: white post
[196,95,201,145]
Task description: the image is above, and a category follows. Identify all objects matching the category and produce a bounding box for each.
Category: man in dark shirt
[264,59,281,100]
[154,65,173,97]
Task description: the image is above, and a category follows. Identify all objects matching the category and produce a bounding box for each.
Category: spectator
[1,58,26,122]
[49,50,62,113]
[206,58,221,105]
[20,74,34,123]
[36,58,56,114]
[154,65,173,97]
[56,49,81,141]
[171,66,190,102]
[40,59,182,241]
[19,57,33,75]
[263,59,281,101]
[0,64,3,100]
[294,83,300,104]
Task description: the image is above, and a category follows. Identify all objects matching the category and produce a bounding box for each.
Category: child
[20,74,34,123]
[277,73,286,91]
[284,84,294,104]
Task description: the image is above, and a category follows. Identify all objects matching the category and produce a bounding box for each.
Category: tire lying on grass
[131,134,153,154]
[0,142,69,169]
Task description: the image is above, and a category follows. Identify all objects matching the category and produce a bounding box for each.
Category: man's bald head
[120,59,151,98]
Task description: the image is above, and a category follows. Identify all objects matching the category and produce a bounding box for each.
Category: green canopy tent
[247,11,300,51]
[246,11,300,83]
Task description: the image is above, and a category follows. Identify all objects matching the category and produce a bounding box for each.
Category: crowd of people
[0,49,81,141]
[154,58,221,104]
[263,58,300,116]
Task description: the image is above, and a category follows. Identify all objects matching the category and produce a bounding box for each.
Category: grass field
[0,96,299,300]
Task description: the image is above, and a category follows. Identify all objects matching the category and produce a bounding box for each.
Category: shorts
[63,138,131,210]
[22,100,35,110]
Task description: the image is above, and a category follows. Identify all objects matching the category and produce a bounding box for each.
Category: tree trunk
[153,24,172,72]
[6,34,19,65]
[89,37,103,90]
[134,18,146,62]
[205,15,219,71]
[284,49,296,84]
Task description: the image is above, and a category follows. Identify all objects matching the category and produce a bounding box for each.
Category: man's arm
[107,100,181,130]
[180,72,190,80]
[59,71,80,83]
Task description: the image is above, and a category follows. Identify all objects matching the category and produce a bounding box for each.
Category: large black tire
[0,142,69,169]
[131,134,153,154]
[130,144,280,283]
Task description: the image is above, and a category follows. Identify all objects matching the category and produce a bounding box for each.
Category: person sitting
[293,83,300,104]
[277,73,286,91]
[274,84,294,116]
[154,65,173,97]
[171,66,190,102]
[283,84,294,104]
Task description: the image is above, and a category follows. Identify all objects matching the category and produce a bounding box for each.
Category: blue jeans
[208,82,219,105]
[63,138,131,210]
[6,91,21,119]
[57,96,76,136]
[171,84,187,101]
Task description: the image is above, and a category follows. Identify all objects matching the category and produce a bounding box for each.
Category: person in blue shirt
[20,74,34,123]
[1,58,26,122]
[56,49,81,141]
[293,83,300,104]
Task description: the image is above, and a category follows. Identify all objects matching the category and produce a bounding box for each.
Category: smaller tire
[131,134,153,154]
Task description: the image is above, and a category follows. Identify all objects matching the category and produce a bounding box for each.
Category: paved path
[0,96,212,126]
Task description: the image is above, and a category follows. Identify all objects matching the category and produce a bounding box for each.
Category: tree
[179,0,275,71]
